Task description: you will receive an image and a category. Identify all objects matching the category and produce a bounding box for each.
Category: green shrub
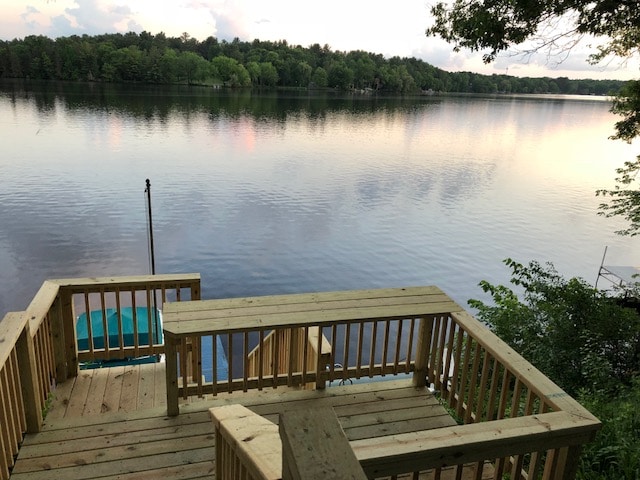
[469,259,640,479]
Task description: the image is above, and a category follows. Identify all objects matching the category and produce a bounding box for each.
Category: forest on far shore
[0,31,628,95]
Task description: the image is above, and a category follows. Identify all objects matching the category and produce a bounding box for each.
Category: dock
[1,275,601,479]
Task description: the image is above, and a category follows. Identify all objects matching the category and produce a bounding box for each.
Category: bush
[469,258,640,397]
[469,259,640,479]
[578,380,640,479]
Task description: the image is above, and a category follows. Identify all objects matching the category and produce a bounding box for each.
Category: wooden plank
[280,407,366,480]
[243,384,431,416]
[10,446,214,480]
[0,312,27,367]
[63,371,92,417]
[59,289,78,378]
[12,432,215,473]
[118,365,140,413]
[23,411,209,445]
[210,404,282,480]
[164,292,459,326]
[49,273,201,290]
[166,286,448,313]
[82,368,109,416]
[42,376,75,423]
[87,461,214,480]
[18,421,213,459]
[165,301,462,337]
[136,362,155,410]
[16,319,44,432]
[335,393,440,417]
[25,281,60,331]
[101,365,125,415]
[353,411,599,479]
[337,397,452,430]
[345,413,456,441]
[165,290,457,321]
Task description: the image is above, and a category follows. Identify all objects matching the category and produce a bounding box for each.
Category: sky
[1,0,638,81]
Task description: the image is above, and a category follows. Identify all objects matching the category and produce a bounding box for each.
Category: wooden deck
[3,280,600,480]
[10,364,463,480]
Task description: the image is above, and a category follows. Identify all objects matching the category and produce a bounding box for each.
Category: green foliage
[596,154,640,236]
[596,80,640,236]
[0,32,628,96]
[470,258,640,479]
[469,258,640,397]
[426,0,640,64]
[578,380,640,479]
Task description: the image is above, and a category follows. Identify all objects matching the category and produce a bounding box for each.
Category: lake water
[1,81,638,319]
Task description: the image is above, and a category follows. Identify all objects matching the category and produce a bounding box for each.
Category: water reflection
[0,80,638,319]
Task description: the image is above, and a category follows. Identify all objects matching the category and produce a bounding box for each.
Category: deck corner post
[190,280,201,301]
[16,316,44,433]
[543,445,582,480]
[49,294,68,382]
[412,316,432,388]
[165,335,180,416]
[59,288,79,378]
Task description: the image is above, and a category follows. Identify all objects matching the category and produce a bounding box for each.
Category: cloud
[20,5,39,21]
[44,0,143,37]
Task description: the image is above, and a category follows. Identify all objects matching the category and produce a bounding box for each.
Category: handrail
[194,288,601,480]
[415,309,601,479]
[165,315,433,415]
[0,273,200,480]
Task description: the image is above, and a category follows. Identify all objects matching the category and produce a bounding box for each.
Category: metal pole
[595,245,608,289]
[145,179,160,349]
[145,178,156,275]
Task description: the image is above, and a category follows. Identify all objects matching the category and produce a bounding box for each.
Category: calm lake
[1,81,638,319]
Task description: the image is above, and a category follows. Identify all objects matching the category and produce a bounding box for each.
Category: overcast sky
[1,0,638,80]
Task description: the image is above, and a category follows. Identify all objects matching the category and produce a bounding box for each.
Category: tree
[310,67,328,88]
[427,0,640,235]
[178,51,210,85]
[327,61,353,90]
[596,81,640,235]
[259,62,279,87]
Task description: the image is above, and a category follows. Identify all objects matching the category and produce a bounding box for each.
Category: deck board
[12,364,459,480]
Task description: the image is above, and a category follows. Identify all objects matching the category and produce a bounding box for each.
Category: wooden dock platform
[2,278,601,480]
[11,365,458,480]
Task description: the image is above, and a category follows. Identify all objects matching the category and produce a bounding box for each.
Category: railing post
[412,316,433,388]
[315,326,330,390]
[59,289,78,378]
[49,294,68,383]
[191,280,201,301]
[543,446,582,480]
[15,315,43,433]
[165,334,180,416]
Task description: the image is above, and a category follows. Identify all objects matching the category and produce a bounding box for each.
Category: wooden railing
[354,310,601,480]
[246,326,331,389]
[166,316,423,405]
[211,404,366,480]
[0,273,200,480]
[183,289,601,480]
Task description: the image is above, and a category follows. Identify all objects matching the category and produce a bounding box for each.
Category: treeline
[0,32,627,95]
